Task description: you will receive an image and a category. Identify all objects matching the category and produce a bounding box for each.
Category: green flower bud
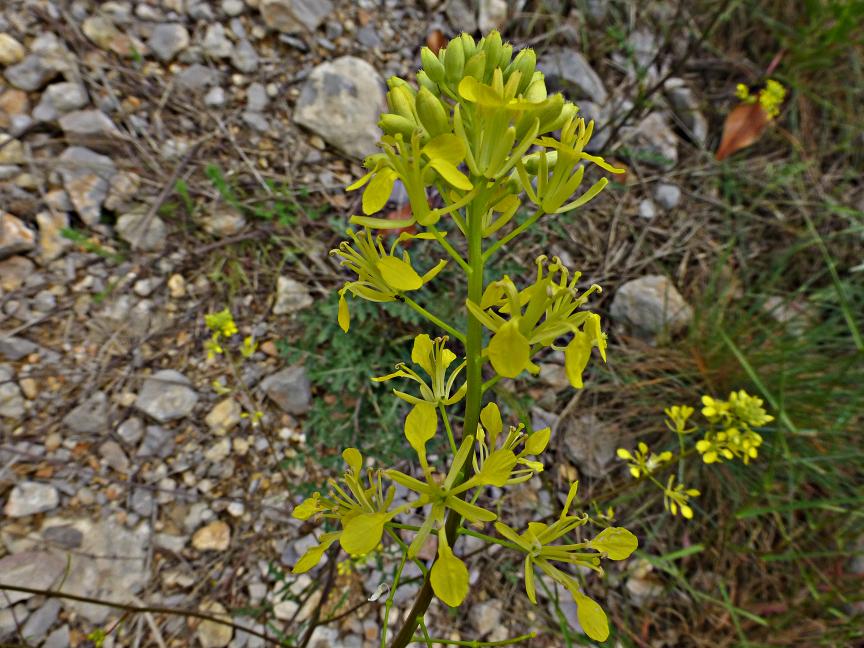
[379,113,417,139]
[499,43,513,69]
[464,51,487,80]
[444,39,465,84]
[482,30,503,80]
[460,33,477,59]
[421,46,445,82]
[417,70,439,95]
[387,85,417,121]
[506,49,536,95]
[416,86,450,137]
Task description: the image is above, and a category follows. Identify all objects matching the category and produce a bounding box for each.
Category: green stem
[402,296,466,343]
[390,190,488,648]
[409,632,537,646]
[380,550,409,648]
[483,209,546,262]
[429,225,471,273]
[439,403,458,454]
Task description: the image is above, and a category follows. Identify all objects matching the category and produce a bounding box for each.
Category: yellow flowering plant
[616,389,774,520]
[292,31,636,646]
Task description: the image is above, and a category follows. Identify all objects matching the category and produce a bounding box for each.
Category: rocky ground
[0,1,720,646]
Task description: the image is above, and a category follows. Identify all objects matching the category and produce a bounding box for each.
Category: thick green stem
[390,196,487,648]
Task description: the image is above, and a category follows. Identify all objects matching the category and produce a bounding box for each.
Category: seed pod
[416,86,450,137]
[464,51,487,80]
[421,46,445,82]
[379,113,417,139]
[444,38,465,84]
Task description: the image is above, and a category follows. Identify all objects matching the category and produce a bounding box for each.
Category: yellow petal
[377,256,423,291]
[342,448,362,474]
[340,512,387,556]
[405,402,437,456]
[564,330,591,388]
[338,292,350,332]
[524,427,551,455]
[574,591,609,642]
[488,320,530,378]
[429,159,473,190]
[479,402,502,439]
[476,449,517,486]
[431,538,470,607]
[362,168,397,215]
[588,527,638,560]
[422,134,466,165]
[411,334,435,375]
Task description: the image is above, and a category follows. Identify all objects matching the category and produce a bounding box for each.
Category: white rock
[203,23,234,59]
[539,48,608,103]
[56,146,116,225]
[610,274,692,336]
[116,206,167,251]
[205,398,243,434]
[0,210,36,258]
[135,369,198,422]
[469,599,503,637]
[478,0,508,32]
[0,552,65,605]
[638,198,657,220]
[192,520,231,551]
[273,276,313,315]
[148,23,189,62]
[33,82,88,122]
[231,39,259,73]
[62,390,109,433]
[4,481,60,517]
[260,366,311,414]
[294,57,384,159]
[654,182,681,210]
[197,601,233,647]
[204,86,227,107]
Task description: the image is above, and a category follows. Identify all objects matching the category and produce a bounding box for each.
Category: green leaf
[476,449,517,486]
[431,541,470,607]
[429,159,473,190]
[376,256,423,291]
[574,591,609,642]
[342,448,362,474]
[488,320,530,378]
[564,330,591,388]
[340,512,387,556]
[422,134,466,165]
[362,168,397,215]
[405,402,437,455]
[588,527,638,560]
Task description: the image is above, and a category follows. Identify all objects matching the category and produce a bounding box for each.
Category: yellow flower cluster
[735,79,786,119]
[696,390,773,464]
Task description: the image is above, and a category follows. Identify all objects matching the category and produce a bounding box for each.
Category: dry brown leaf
[426,29,446,55]
[716,101,770,161]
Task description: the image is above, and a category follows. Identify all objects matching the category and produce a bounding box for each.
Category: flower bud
[387,85,417,121]
[444,38,465,84]
[416,86,450,137]
[416,70,439,95]
[421,46,445,82]
[482,30,503,79]
[379,113,417,139]
[460,33,477,59]
[506,48,536,95]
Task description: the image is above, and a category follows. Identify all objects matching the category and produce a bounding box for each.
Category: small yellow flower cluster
[203,308,257,361]
[696,391,773,464]
[735,79,786,119]
[663,475,700,519]
[616,442,672,479]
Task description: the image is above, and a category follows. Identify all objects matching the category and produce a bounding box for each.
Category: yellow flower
[616,442,672,479]
[735,83,751,101]
[663,475,700,519]
[664,405,695,434]
[373,334,466,406]
[758,79,786,119]
[205,308,238,338]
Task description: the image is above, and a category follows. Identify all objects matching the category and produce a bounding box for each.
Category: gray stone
[57,146,116,225]
[0,604,28,638]
[58,110,123,152]
[148,23,189,62]
[43,524,84,549]
[538,48,607,104]
[105,170,141,211]
[260,366,311,414]
[3,482,60,517]
[116,206,167,251]
[135,370,198,422]
[131,487,155,516]
[294,56,384,159]
[260,0,333,33]
[1,211,35,259]
[610,274,692,337]
[21,598,60,641]
[638,198,657,220]
[203,23,233,59]
[622,112,678,170]
[469,599,503,637]
[356,26,381,49]
[479,0,508,32]
[654,182,681,209]
[204,86,227,107]
[562,413,619,478]
[117,416,144,445]
[99,440,130,472]
[246,82,268,112]
[188,2,216,21]
[664,77,708,145]
[203,208,246,235]
[231,39,259,73]
[43,625,70,648]
[62,390,109,434]
[273,276,313,315]
[176,63,220,91]
[33,82,89,122]
[197,601,233,647]
[82,15,138,57]
[242,111,270,132]
[0,337,38,360]
[4,55,58,91]
[0,552,65,606]
[41,516,149,623]
[445,0,478,33]
[0,134,23,164]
